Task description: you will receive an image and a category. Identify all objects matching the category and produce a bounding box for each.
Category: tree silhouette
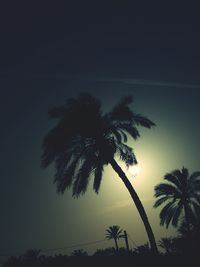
[41,93,158,253]
[154,167,200,234]
[71,249,88,256]
[105,225,124,251]
[93,247,116,256]
[134,243,151,255]
[178,216,200,237]
[158,237,176,254]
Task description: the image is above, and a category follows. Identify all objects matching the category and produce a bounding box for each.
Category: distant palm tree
[105,225,124,251]
[154,167,200,234]
[41,93,158,253]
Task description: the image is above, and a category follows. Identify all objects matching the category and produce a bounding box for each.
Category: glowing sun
[128,164,140,177]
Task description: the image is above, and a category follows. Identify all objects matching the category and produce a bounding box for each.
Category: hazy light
[128,164,140,178]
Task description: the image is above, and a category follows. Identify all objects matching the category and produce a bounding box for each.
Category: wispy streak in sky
[78,75,200,89]
[121,79,200,88]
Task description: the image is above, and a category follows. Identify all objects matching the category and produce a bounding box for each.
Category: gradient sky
[1,1,200,261]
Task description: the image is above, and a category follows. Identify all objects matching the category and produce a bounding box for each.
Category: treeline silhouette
[3,213,200,266]
[3,234,200,267]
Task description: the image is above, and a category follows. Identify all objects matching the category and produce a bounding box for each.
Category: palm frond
[116,142,137,165]
[190,199,200,218]
[109,96,134,122]
[160,201,178,228]
[171,201,183,227]
[170,170,184,186]
[109,127,122,143]
[164,172,182,190]
[72,158,94,197]
[132,113,156,128]
[93,163,104,193]
[154,196,171,208]
[41,123,81,168]
[110,128,128,144]
[119,130,128,143]
[154,183,181,198]
[55,155,81,194]
[54,136,94,194]
[116,122,140,140]
[190,171,200,182]
[158,237,175,253]
[190,179,200,192]
[181,167,189,181]
[41,128,62,168]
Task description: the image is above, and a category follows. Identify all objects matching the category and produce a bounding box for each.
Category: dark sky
[2,2,200,83]
[1,1,200,261]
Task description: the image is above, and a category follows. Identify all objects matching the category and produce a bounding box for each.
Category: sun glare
[128,164,140,178]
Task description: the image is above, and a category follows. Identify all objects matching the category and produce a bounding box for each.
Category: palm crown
[42,93,155,197]
[154,167,200,229]
[42,93,158,253]
[105,225,124,240]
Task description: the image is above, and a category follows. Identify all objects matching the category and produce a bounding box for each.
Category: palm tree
[154,167,200,234]
[105,225,124,251]
[41,93,158,253]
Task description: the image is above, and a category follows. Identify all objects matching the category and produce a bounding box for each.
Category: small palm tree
[154,167,200,234]
[105,225,124,251]
[41,93,158,253]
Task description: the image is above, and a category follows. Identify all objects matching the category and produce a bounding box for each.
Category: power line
[0,239,109,257]
[42,239,108,253]
[127,234,138,248]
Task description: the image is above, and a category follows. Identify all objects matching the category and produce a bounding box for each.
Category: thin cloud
[103,78,200,89]
[100,198,153,214]
[123,79,200,88]
[100,199,132,214]
[78,75,200,89]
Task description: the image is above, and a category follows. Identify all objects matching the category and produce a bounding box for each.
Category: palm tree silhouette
[105,225,124,251]
[41,93,158,253]
[154,167,200,234]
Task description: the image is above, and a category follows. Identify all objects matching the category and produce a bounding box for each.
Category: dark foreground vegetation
[3,234,200,267]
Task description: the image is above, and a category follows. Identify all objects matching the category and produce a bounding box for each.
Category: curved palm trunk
[109,158,158,254]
